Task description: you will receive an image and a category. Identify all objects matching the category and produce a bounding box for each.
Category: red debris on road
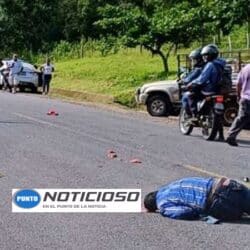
[107,150,117,159]
[47,109,59,116]
[130,158,142,164]
[107,150,116,154]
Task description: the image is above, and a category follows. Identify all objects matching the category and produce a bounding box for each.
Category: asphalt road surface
[0,92,249,250]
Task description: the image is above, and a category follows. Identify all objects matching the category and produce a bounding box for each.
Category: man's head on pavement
[144,191,158,212]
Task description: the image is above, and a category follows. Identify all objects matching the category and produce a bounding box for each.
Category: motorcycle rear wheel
[201,110,220,140]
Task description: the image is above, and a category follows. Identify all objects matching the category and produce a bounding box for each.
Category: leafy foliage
[0,0,249,64]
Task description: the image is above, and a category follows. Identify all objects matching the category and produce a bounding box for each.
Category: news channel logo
[13,189,41,209]
[12,189,141,213]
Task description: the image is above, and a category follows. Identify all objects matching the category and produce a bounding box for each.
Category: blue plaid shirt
[156,177,214,219]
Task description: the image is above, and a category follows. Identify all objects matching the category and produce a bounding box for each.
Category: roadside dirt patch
[48,88,250,137]
[50,88,114,105]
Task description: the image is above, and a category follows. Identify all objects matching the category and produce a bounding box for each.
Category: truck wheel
[147,95,170,116]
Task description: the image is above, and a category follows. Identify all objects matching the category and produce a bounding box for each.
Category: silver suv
[135,79,181,117]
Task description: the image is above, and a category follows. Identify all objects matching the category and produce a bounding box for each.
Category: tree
[96,1,204,73]
[232,0,250,48]
[58,0,119,42]
[205,0,250,47]
[0,0,60,53]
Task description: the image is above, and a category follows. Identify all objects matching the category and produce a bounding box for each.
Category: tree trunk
[158,50,168,73]
[174,43,178,55]
[228,36,232,52]
[143,44,172,74]
[140,45,143,54]
[80,38,84,58]
[217,29,221,45]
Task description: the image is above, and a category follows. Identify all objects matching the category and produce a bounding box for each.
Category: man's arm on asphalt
[159,204,198,220]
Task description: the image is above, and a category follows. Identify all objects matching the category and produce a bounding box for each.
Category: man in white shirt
[0,60,8,90]
[9,54,23,94]
[40,58,54,95]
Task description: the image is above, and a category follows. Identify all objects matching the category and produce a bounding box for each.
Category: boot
[12,86,16,94]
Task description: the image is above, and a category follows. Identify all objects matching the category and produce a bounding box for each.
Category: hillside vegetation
[52,49,177,107]
[1,1,249,107]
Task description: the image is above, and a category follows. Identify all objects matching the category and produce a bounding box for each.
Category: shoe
[218,137,225,142]
[226,137,238,146]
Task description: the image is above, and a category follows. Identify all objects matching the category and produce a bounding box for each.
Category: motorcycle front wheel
[201,109,220,140]
[179,108,193,135]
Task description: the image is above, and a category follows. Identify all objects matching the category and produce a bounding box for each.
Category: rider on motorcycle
[181,48,205,115]
[186,44,226,117]
[182,48,205,84]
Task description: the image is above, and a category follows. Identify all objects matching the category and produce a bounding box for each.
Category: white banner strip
[12,189,141,213]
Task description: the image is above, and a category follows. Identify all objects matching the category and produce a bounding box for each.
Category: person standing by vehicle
[0,59,7,90]
[1,60,11,92]
[9,54,23,94]
[226,64,250,146]
[40,58,54,95]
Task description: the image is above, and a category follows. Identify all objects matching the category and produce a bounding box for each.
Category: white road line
[184,164,250,187]
[12,112,115,145]
[12,112,250,187]
[184,164,223,178]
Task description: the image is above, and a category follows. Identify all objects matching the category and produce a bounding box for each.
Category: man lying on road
[144,177,250,221]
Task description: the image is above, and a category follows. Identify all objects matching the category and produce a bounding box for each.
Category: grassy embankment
[51,49,178,108]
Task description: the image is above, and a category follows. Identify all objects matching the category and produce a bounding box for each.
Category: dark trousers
[189,90,204,115]
[42,74,52,94]
[228,99,250,139]
[208,179,250,220]
[1,73,11,90]
[215,114,224,140]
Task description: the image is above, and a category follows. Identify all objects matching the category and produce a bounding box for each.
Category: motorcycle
[179,84,225,140]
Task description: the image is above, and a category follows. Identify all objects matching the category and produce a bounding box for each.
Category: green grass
[52,49,178,107]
